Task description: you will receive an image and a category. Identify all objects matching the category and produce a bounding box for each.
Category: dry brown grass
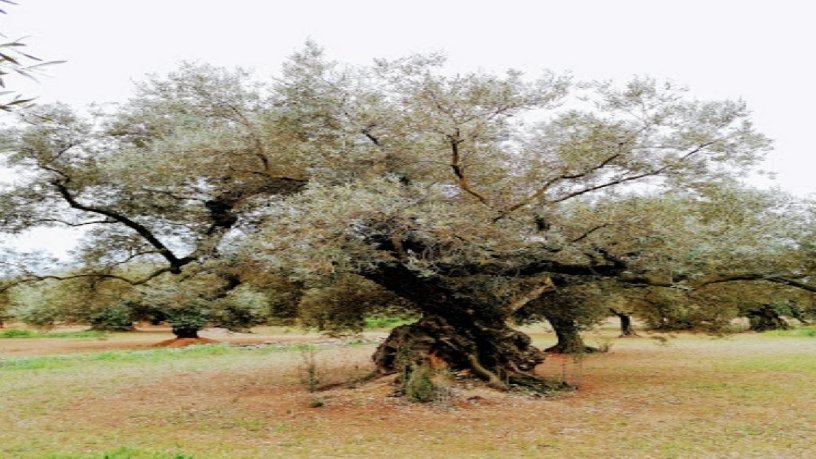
[2,325,815,458]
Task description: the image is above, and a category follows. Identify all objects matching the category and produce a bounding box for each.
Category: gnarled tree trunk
[362,263,563,393]
[373,313,547,390]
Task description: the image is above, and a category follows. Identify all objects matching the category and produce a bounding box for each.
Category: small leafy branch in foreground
[0,0,65,111]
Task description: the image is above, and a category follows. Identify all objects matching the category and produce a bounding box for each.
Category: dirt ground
[2,325,816,458]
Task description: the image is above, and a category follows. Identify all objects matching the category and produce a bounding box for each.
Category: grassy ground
[1,324,815,458]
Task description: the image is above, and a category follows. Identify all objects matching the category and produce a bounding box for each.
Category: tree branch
[51,180,192,273]
[506,279,556,314]
[448,131,489,205]
[0,267,173,293]
[696,274,816,293]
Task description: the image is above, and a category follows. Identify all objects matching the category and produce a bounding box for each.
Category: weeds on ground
[591,336,615,353]
[298,346,320,393]
[296,345,375,395]
[402,363,454,403]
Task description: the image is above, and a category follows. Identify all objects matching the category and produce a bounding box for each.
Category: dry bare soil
[1,324,815,458]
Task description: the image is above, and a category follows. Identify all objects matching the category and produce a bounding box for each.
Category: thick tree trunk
[746,304,790,332]
[361,262,564,393]
[171,324,201,339]
[373,314,548,390]
[610,308,638,337]
[544,316,597,354]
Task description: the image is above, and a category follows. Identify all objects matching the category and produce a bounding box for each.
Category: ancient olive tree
[246,47,774,390]
[3,44,811,392]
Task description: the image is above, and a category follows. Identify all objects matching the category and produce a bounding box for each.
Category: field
[2,323,815,459]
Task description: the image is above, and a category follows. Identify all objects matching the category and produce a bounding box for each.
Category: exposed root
[370,315,571,398]
[544,343,599,354]
[465,353,508,391]
[507,373,572,394]
[317,370,391,391]
[618,332,641,338]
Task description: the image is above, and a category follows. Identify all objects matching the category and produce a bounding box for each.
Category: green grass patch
[0,329,37,338]
[0,329,109,339]
[763,325,816,338]
[0,342,338,371]
[0,344,232,370]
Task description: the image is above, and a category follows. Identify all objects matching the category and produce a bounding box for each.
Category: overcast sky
[4,0,815,194]
[2,0,815,254]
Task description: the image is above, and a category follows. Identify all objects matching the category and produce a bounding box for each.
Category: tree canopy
[1,43,814,391]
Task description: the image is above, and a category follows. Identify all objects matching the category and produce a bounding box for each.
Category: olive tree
[246,46,776,390]
[0,64,308,337]
[3,44,813,392]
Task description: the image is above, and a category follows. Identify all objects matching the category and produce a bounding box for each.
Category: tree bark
[544,315,597,354]
[361,262,563,393]
[372,314,548,389]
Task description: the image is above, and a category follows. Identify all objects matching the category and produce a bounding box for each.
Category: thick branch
[436,256,628,278]
[550,141,715,204]
[448,133,489,205]
[495,141,716,222]
[697,274,816,293]
[496,151,622,221]
[0,267,173,293]
[32,218,117,227]
[52,180,191,273]
[227,104,272,175]
[506,279,556,314]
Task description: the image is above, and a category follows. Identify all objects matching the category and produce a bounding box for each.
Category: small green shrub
[298,347,320,392]
[89,303,135,332]
[402,363,452,403]
[167,309,208,338]
[12,300,60,329]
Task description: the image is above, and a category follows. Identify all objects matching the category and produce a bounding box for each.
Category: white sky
[2,0,815,255]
